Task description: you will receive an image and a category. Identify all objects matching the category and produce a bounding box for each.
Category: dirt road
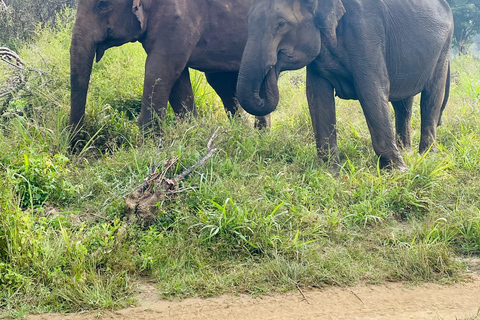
[27,277,480,320]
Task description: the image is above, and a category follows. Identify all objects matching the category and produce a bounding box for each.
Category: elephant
[70,0,270,132]
[236,0,453,171]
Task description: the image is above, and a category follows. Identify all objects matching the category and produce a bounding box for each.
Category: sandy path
[27,277,480,320]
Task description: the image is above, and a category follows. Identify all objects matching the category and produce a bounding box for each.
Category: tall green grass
[1,11,480,317]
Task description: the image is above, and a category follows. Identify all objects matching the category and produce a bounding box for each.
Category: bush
[0,0,77,49]
[12,153,77,208]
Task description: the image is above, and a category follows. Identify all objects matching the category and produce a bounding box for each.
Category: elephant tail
[437,60,450,127]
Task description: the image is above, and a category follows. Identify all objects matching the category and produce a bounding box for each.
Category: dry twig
[150,135,163,174]
[296,284,311,304]
[125,127,227,226]
[349,289,365,305]
[0,47,26,99]
[0,47,49,100]
[0,47,25,70]
[175,127,225,181]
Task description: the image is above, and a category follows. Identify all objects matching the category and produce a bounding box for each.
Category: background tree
[0,0,77,49]
[447,0,480,54]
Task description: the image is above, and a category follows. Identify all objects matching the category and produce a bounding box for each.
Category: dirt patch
[26,276,480,320]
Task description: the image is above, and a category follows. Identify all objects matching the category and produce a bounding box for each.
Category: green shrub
[12,153,76,208]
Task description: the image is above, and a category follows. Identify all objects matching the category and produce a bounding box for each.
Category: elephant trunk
[236,37,279,117]
[70,24,96,128]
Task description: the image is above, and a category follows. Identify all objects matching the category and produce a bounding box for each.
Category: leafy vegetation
[0,0,77,49]
[446,0,480,54]
[1,9,480,318]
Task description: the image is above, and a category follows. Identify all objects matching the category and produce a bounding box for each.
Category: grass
[1,10,480,318]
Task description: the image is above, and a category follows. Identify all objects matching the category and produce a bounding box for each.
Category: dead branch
[349,289,365,305]
[0,47,25,69]
[0,47,26,100]
[150,135,163,174]
[0,47,49,101]
[296,284,311,304]
[175,127,225,181]
[125,127,226,226]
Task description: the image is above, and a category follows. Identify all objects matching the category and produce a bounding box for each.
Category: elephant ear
[132,0,150,33]
[306,0,345,47]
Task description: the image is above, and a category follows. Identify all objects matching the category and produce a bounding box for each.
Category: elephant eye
[97,0,110,12]
[276,20,288,31]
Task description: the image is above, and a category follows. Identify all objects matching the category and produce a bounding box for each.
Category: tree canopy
[0,0,77,49]
[447,0,480,54]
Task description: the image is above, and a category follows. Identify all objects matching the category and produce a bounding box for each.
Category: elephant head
[70,0,150,127]
[236,0,345,117]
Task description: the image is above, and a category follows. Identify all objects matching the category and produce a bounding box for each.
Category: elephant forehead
[267,0,304,23]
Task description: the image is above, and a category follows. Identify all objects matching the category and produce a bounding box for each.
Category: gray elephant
[236,0,453,171]
[70,0,270,131]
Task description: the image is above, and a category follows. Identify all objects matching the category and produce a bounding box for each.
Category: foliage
[0,0,77,49]
[10,152,76,208]
[1,12,480,318]
[446,0,480,54]
[0,180,135,314]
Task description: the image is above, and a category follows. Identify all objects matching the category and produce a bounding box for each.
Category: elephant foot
[318,149,341,176]
[419,141,437,155]
[327,162,341,177]
[379,155,407,172]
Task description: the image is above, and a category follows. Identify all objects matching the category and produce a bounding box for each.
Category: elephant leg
[391,97,414,151]
[419,67,449,154]
[205,72,271,129]
[138,52,189,127]
[306,65,339,171]
[353,74,406,170]
[169,67,197,119]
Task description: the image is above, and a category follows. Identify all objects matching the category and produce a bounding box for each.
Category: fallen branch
[0,47,49,101]
[296,284,311,304]
[0,47,25,70]
[349,289,365,305]
[150,135,163,174]
[125,127,227,226]
[0,47,26,99]
[175,127,223,181]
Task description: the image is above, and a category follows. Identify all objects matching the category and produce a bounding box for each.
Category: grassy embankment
[1,12,480,317]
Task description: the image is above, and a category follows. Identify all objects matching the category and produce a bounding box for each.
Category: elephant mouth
[259,66,280,108]
[95,45,106,63]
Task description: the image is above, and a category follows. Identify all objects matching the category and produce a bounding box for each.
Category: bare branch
[0,91,12,98]
[0,47,50,102]
[174,148,218,181]
[207,127,221,149]
[296,284,311,305]
[150,135,163,174]
[0,47,25,69]
[175,127,226,181]
[125,127,228,227]
[349,290,365,305]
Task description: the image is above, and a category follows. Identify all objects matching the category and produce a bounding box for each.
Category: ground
[26,274,480,320]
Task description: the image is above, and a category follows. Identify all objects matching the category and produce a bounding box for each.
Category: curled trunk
[236,38,279,117]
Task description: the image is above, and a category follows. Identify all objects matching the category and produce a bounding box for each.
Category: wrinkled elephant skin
[237,0,453,171]
[70,0,270,132]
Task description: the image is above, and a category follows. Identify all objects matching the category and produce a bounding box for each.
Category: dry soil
[26,275,480,320]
